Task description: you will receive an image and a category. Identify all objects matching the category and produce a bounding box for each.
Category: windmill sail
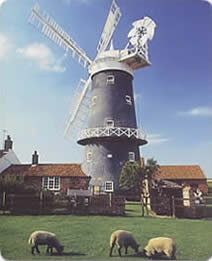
[97,0,121,54]
[64,77,91,138]
[29,4,92,68]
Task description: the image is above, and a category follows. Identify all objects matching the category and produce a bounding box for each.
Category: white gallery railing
[78,126,146,141]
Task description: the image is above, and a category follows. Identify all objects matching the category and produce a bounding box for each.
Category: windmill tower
[29,1,156,193]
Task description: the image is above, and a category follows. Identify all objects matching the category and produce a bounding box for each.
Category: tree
[119,160,145,215]
[0,175,23,193]
[0,175,38,194]
[119,161,142,193]
[144,158,160,180]
[119,158,160,216]
[141,158,160,215]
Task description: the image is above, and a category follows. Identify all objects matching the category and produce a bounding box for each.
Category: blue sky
[0,0,212,177]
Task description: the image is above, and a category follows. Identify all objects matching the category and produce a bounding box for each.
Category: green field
[0,204,212,260]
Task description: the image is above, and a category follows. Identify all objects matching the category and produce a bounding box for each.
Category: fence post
[172,196,176,218]
[109,192,112,208]
[2,192,6,213]
[39,191,43,214]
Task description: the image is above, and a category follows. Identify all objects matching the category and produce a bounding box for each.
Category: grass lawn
[0,204,212,260]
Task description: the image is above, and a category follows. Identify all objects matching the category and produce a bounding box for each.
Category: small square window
[125,95,132,105]
[107,75,115,85]
[87,152,92,162]
[91,96,97,107]
[129,152,135,162]
[105,119,114,128]
[105,181,114,192]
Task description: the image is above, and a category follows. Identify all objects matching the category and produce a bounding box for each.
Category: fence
[0,192,125,216]
[1,192,211,218]
[150,195,212,218]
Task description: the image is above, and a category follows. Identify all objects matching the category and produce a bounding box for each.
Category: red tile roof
[1,163,88,177]
[155,165,206,180]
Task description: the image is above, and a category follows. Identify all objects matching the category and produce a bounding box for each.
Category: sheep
[28,230,64,255]
[143,237,176,260]
[109,230,140,257]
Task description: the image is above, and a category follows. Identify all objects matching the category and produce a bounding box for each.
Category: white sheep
[143,237,176,260]
[109,230,140,257]
[28,230,64,255]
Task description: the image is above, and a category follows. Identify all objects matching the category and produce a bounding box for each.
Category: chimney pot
[4,135,13,152]
[32,150,39,165]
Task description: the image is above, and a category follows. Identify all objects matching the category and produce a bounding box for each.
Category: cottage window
[128,152,135,162]
[105,181,114,192]
[42,176,60,190]
[107,75,115,85]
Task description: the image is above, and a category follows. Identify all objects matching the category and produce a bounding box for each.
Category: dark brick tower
[79,49,148,192]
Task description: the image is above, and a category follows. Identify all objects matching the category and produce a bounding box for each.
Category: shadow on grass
[52,251,86,257]
[127,251,146,258]
[129,251,175,260]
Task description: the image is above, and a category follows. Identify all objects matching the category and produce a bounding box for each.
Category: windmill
[29,1,156,193]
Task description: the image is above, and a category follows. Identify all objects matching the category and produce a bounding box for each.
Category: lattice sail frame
[28,4,92,68]
[96,0,122,54]
[64,78,91,138]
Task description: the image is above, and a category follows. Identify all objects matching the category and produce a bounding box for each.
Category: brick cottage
[154,165,208,194]
[1,151,90,194]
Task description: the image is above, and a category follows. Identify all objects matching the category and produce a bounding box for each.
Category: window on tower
[105,119,114,128]
[128,152,135,162]
[90,96,97,107]
[107,75,115,85]
[125,95,132,105]
[86,152,92,162]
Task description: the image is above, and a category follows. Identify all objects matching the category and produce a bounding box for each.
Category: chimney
[32,151,39,165]
[4,135,13,152]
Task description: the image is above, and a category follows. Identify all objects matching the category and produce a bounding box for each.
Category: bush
[0,175,39,194]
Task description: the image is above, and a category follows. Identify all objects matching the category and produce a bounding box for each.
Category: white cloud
[202,0,212,6]
[0,33,12,60]
[146,134,170,145]
[0,0,7,8]
[16,43,66,73]
[178,106,212,117]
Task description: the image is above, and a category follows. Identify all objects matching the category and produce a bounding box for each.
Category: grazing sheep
[28,230,64,255]
[109,230,140,257]
[143,237,176,260]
